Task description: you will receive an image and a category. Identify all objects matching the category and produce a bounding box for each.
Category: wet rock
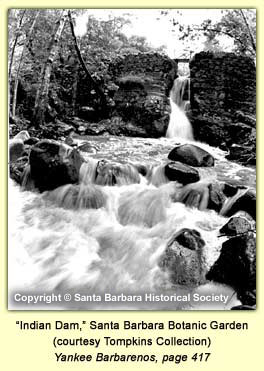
[45,184,107,210]
[134,164,148,177]
[178,182,210,210]
[237,289,256,306]
[223,189,256,220]
[168,144,215,167]
[24,137,39,145]
[29,139,85,192]
[13,130,30,141]
[9,139,25,162]
[207,182,226,212]
[159,228,207,286]
[222,182,240,197]
[95,160,140,186]
[9,156,28,184]
[206,232,256,294]
[170,228,205,251]
[118,187,168,228]
[226,141,256,166]
[164,161,200,185]
[219,216,252,237]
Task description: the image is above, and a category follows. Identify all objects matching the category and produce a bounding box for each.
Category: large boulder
[206,232,256,304]
[29,139,85,192]
[168,144,215,167]
[164,161,200,185]
[159,228,207,286]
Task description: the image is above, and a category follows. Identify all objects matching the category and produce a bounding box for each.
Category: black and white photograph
[8,8,256,310]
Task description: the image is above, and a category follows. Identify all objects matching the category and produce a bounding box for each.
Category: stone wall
[189,52,256,165]
[107,53,178,137]
[190,52,256,116]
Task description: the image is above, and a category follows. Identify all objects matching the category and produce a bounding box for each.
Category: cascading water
[8,135,256,310]
[166,76,194,140]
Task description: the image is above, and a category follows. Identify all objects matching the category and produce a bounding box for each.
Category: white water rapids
[8,135,255,310]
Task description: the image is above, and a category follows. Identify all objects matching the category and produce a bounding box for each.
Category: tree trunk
[8,9,26,82]
[33,10,67,126]
[12,10,40,117]
[71,62,79,115]
[67,10,107,108]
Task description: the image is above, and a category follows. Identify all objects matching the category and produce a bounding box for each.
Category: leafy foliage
[8,9,165,125]
[162,9,256,58]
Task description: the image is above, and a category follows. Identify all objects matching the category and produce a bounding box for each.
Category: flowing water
[8,135,256,310]
[166,76,193,140]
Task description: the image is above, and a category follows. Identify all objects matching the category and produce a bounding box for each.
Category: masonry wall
[189,52,256,116]
[189,52,256,165]
[107,53,178,137]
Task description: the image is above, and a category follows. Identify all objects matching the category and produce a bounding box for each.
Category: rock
[77,126,87,135]
[55,120,75,136]
[168,144,215,167]
[178,181,210,210]
[226,142,256,166]
[134,164,148,177]
[9,139,25,162]
[219,216,252,236]
[170,228,205,251]
[78,106,97,121]
[206,232,256,294]
[231,305,256,310]
[164,161,200,185]
[223,189,256,220]
[159,228,207,286]
[207,182,226,212]
[9,156,28,184]
[234,111,256,127]
[29,139,85,192]
[24,137,39,145]
[191,115,230,149]
[222,182,240,197]
[95,160,140,186]
[13,130,30,141]
[237,289,256,306]
[45,184,107,210]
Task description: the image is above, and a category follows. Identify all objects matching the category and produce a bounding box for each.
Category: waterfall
[166,76,193,140]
